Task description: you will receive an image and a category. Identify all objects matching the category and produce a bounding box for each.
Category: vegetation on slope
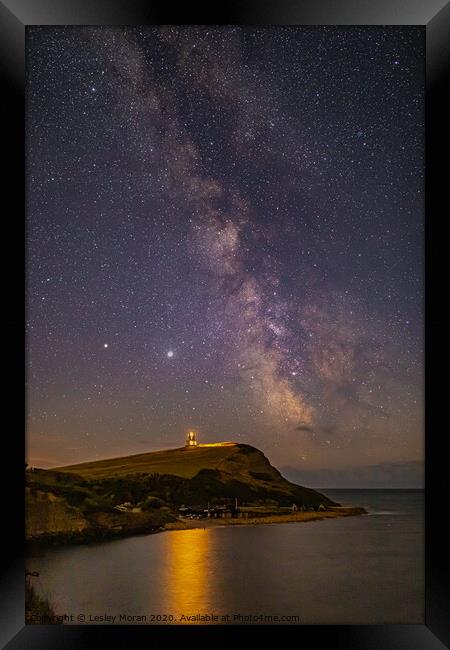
[26,443,338,544]
[55,443,336,506]
[56,443,253,479]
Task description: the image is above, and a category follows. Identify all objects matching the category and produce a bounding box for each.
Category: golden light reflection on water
[165,529,212,619]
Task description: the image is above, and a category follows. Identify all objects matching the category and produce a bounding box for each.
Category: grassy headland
[26,443,365,546]
[56,442,242,480]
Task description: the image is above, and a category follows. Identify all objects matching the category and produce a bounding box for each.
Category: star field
[26,26,424,470]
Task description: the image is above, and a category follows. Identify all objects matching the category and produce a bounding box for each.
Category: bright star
[103,343,108,348]
[167,350,174,358]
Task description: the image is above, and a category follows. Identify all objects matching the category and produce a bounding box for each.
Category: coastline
[164,506,367,532]
[26,506,367,549]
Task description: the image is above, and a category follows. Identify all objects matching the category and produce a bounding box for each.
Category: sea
[27,489,424,625]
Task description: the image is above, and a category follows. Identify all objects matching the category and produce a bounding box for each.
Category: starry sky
[26,26,424,473]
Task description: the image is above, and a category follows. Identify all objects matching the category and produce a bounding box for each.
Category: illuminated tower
[186,430,198,447]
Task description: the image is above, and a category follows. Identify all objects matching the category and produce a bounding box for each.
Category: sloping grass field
[56,443,241,480]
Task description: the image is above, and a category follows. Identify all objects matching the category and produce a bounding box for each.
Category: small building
[186,431,198,447]
[114,502,133,512]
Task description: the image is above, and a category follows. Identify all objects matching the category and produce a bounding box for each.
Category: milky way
[26,26,424,470]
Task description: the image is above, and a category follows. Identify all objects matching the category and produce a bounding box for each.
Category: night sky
[26,26,424,473]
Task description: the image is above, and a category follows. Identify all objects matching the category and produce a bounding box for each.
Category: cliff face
[193,444,336,506]
[26,488,89,538]
[216,444,284,481]
[25,486,175,544]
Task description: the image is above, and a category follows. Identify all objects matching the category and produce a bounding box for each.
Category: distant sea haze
[281,460,424,489]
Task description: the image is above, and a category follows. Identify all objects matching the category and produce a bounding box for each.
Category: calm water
[28,490,424,625]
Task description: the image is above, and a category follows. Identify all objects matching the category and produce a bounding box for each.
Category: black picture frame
[2,1,449,647]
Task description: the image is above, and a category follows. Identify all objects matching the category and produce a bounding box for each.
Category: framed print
[1,1,449,648]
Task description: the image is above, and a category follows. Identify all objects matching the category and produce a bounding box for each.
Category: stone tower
[186,430,198,447]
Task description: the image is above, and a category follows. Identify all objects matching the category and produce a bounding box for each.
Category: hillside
[56,442,336,506]
[26,442,340,544]
[57,443,244,480]
[26,487,89,538]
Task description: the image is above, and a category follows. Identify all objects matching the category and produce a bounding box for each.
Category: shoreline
[164,506,367,531]
[27,506,367,549]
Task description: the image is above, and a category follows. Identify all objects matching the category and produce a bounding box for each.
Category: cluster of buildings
[178,503,328,519]
[178,505,243,519]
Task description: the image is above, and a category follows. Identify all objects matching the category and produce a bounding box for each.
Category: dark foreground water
[27,490,424,625]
